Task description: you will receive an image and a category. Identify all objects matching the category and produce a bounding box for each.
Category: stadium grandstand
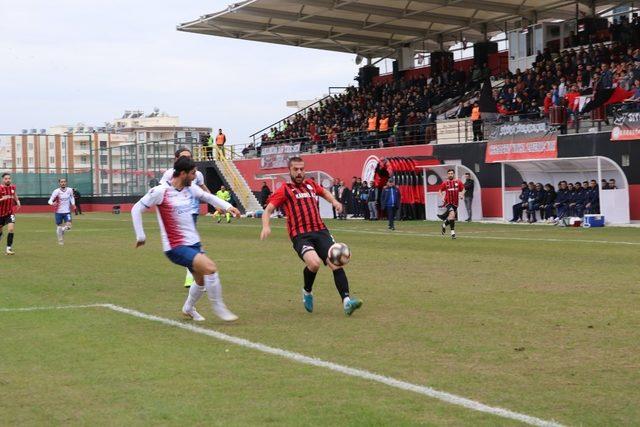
[175,0,640,225]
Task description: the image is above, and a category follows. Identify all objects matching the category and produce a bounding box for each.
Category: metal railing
[249,86,348,143]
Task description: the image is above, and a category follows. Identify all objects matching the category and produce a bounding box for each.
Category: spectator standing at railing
[205,133,215,161]
[470,102,483,141]
[215,129,227,160]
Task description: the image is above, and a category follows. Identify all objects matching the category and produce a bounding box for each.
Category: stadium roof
[177,0,617,58]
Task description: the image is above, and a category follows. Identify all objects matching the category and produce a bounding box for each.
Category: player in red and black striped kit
[0,173,21,255]
[260,157,363,316]
[438,169,465,240]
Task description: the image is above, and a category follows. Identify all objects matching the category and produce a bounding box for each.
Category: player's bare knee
[306,258,322,272]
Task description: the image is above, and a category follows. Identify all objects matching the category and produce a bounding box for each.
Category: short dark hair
[1,173,10,178]
[447,168,455,173]
[59,177,67,182]
[174,147,191,159]
[173,156,196,177]
[288,156,304,167]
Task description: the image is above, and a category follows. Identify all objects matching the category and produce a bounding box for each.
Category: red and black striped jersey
[0,184,16,217]
[439,179,464,207]
[268,179,327,239]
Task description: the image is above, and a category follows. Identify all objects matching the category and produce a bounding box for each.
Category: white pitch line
[0,303,564,426]
[0,303,105,312]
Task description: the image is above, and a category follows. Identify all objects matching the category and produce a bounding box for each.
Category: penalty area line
[1,303,564,426]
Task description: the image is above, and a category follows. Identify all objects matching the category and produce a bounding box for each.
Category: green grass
[1,213,639,426]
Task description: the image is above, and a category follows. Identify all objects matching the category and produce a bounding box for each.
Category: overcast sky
[0,0,362,144]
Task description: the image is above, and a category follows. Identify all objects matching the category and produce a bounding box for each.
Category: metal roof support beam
[291,0,478,29]
[238,6,433,38]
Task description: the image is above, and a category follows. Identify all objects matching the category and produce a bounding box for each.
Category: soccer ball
[328,242,351,266]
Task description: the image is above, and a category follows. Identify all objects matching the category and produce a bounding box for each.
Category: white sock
[56,226,63,238]
[204,272,224,306]
[342,296,351,308]
[183,284,205,312]
[451,230,455,235]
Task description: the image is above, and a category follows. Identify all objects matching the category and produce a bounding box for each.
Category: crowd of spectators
[483,16,640,123]
[257,63,490,153]
[248,15,640,156]
[510,178,617,223]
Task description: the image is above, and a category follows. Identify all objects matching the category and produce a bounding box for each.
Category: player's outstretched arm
[260,203,275,240]
[131,201,148,247]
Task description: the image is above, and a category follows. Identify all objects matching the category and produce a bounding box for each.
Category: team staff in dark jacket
[539,184,556,221]
[585,179,600,214]
[463,172,474,222]
[570,182,586,217]
[510,182,529,222]
[554,181,570,219]
[367,184,379,220]
[381,179,401,230]
[526,183,545,223]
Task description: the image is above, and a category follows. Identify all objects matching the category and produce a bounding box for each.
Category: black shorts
[0,214,16,227]
[292,229,335,264]
[445,204,458,218]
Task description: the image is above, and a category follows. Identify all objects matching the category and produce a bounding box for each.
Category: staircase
[214,152,262,214]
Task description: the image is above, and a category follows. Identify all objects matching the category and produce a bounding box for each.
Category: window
[80,156,88,163]
[49,156,55,164]
[16,143,21,150]
[28,157,34,165]
[101,184,109,194]
[28,143,34,150]
[16,158,22,166]
[49,142,55,150]
[100,140,107,148]
[61,141,66,149]
[100,155,108,165]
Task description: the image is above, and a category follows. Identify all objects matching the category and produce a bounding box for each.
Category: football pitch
[1,213,639,426]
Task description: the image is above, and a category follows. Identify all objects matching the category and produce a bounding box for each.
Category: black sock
[0,231,2,242]
[7,232,13,247]
[450,220,455,231]
[303,267,317,293]
[332,268,350,300]
[444,219,449,226]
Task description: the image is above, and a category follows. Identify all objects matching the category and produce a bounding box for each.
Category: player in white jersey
[47,178,76,245]
[132,157,241,322]
[160,147,210,287]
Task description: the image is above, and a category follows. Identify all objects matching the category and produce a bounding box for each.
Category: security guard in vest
[215,129,227,160]
[213,185,232,223]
